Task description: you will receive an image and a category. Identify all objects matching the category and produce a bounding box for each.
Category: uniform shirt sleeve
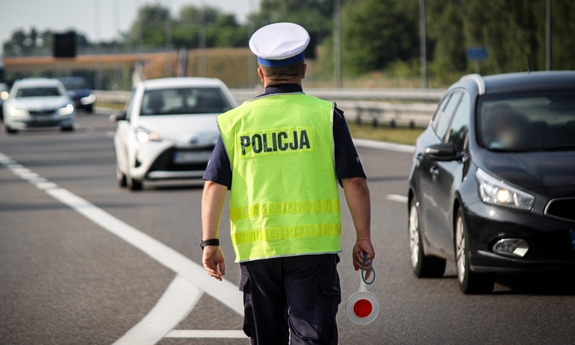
[203,136,232,188]
[333,107,366,180]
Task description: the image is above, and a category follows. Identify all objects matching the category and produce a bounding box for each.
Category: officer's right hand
[202,246,226,281]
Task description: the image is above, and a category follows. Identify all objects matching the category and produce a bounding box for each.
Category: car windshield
[477,90,575,152]
[62,81,89,90]
[16,86,63,98]
[140,87,232,116]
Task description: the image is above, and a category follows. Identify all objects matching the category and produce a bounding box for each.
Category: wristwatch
[200,238,220,250]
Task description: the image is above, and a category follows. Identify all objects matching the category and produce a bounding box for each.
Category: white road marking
[18,172,41,179]
[35,182,59,190]
[165,330,247,338]
[45,187,243,316]
[25,177,49,184]
[353,138,415,153]
[386,194,409,204]
[0,151,245,343]
[113,275,203,345]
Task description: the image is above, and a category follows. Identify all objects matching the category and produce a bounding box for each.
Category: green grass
[95,101,125,111]
[347,122,424,145]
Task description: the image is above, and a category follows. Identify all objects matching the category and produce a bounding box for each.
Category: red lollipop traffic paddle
[346,252,379,325]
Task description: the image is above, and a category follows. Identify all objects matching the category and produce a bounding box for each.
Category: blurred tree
[129,4,249,49]
[208,14,249,47]
[256,0,337,43]
[551,0,575,70]
[129,4,171,47]
[427,0,467,78]
[464,0,545,74]
[342,0,419,75]
[2,28,89,56]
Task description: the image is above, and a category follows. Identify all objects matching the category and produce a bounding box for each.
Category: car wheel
[128,177,143,191]
[85,105,94,113]
[5,125,18,134]
[126,169,143,191]
[455,207,495,294]
[409,197,446,278]
[60,125,74,132]
[117,165,127,188]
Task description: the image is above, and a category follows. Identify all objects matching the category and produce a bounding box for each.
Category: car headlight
[135,127,162,143]
[57,104,75,115]
[476,168,535,210]
[0,91,8,100]
[9,106,28,117]
[80,94,96,105]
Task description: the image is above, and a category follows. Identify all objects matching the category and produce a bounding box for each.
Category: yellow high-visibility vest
[217,93,342,262]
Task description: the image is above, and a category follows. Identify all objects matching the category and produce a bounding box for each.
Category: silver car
[111,77,236,191]
[3,78,76,133]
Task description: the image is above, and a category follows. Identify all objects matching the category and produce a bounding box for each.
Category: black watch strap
[200,238,220,250]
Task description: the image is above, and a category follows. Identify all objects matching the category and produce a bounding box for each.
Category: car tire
[86,105,94,113]
[5,125,18,134]
[117,166,127,188]
[128,177,143,191]
[127,169,143,191]
[60,125,74,132]
[455,207,495,294]
[409,197,447,278]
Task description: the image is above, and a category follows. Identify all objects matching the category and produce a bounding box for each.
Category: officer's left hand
[202,246,226,281]
[352,240,375,279]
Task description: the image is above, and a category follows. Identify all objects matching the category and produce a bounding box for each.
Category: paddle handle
[358,270,368,292]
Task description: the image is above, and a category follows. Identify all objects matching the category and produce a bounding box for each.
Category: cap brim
[257,52,305,67]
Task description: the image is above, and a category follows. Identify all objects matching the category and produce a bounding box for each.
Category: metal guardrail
[231,88,444,104]
[94,88,443,127]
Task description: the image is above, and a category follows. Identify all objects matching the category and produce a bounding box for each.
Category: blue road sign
[467,46,487,60]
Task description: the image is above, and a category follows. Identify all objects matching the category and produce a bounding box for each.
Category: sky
[0,0,256,53]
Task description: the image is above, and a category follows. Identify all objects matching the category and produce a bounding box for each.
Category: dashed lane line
[386,194,409,204]
[353,138,415,153]
[0,152,245,343]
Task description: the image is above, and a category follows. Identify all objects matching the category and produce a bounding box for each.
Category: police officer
[201,22,375,345]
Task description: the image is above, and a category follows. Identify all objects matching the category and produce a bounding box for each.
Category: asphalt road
[1,109,574,345]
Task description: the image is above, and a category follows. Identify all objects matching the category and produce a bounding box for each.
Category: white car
[112,77,236,190]
[3,78,76,133]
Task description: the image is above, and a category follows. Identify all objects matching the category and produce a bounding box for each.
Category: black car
[408,71,575,294]
[59,77,95,113]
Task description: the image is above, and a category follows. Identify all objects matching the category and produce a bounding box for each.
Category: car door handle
[416,153,424,161]
[429,166,439,176]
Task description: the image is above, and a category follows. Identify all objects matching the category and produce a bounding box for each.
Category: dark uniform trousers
[240,254,341,345]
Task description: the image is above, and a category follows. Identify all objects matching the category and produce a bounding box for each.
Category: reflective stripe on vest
[217,93,342,262]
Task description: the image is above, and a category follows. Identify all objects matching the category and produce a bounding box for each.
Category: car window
[16,86,62,98]
[431,94,452,130]
[434,91,462,140]
[445,92,470,151]
[477,90,575,152]
[140,87,232,116]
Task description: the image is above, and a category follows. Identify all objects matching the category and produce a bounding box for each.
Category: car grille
[545,198,575,222]
[148,146,214,173]
[29,109,56,115]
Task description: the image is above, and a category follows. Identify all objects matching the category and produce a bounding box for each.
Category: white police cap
[249,22,310,67]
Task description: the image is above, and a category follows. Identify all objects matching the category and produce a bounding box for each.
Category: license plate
[173,151,212,164]
[35,116,53,121]
[571,230,575,249]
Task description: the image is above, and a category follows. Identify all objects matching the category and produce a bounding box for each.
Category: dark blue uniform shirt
[203,84,366,188]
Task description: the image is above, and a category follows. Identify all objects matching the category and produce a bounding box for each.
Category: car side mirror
[425,142,464,161]
[109,112,127,122]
